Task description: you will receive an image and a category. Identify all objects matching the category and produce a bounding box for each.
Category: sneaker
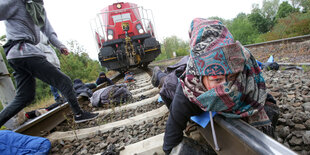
[74,111,99,123]
[151,66,161,87]
[25,110,37,119]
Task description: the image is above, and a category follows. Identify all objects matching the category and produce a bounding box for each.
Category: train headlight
[108,35,113,40]
[107,30,113,40]
[116,3,122,9]
[136,24,144,34]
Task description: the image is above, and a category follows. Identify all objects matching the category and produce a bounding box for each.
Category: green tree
[59,40,103,82]
[276,1,296,19]
[257,11,310,41]
[290,0,310,12]
[163,36,179,59]
[251,0,280,32]
[155,43,168,61]
[248,12,270,33]
[300,0,310,12]
[262,0,280,19]
[161,36,189,59]
[228,13,259,44]
[249,3,275,33]
[175,40,189,57]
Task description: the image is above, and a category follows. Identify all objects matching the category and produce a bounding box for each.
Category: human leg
[26,57,82,114]
[0,58,36,126]
[151,66,167,87]
[28,57,98,123]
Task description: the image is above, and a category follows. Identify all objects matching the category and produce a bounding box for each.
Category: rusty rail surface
[14,73,123,136]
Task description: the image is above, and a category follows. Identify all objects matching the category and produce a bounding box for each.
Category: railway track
[12,67,297,155]
[12,34,310,154]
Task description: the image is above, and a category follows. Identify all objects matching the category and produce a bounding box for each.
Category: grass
[0,102,3,111]
[302,65,310,72]
[24,95,55,112]
[0,95,55,113]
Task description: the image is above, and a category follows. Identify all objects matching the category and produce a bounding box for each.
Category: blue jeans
[0,56,83,126]
[50,85,61,100]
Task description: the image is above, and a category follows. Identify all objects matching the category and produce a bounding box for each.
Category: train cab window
[112,13,131,23]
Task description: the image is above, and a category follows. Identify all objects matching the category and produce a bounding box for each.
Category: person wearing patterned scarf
[163,18,278,154]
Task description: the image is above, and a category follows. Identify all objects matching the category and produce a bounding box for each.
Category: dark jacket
[73,79,93,98]
[96,77,113,86]
[160,56,189,108]
[163,83,204,154]
[163,83,278,154]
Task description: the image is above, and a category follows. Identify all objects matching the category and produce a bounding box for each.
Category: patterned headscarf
[180,18,270,127]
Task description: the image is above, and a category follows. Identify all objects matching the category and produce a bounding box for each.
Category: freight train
[91,2,161,72]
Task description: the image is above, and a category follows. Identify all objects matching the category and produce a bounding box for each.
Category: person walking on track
[0,0,99,127]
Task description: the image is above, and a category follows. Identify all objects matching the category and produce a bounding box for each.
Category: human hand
[60,48,69,55]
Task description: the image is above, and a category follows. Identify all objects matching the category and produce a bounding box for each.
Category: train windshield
[112,13,131,23]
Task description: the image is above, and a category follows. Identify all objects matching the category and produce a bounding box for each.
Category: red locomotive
[91,2,161,72]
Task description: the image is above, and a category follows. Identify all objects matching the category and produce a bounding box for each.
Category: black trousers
[0,56,82,126]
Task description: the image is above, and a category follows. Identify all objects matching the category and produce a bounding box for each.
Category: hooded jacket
[0,0,66,59]
[96,72,113,86]
[36,32,61,68]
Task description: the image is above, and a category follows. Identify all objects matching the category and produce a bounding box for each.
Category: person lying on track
[151,18,278,154]
[96,72,114,86]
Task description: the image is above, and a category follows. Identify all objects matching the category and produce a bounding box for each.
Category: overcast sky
[0,0,262,60]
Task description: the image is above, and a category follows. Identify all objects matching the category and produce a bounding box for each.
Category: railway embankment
[247,40,310,63]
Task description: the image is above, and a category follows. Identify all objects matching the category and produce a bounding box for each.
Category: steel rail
[14,73,123,136]
[278,62,310,66]
[14,102,70,136]
[199,115,297,155]
[244,34,310,48]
